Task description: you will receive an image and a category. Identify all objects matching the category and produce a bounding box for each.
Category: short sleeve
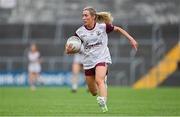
[74,33,83,43]
[74,33,79,37]
[106,24,114,33]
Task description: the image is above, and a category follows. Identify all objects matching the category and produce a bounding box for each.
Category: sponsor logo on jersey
[96,31,101,36]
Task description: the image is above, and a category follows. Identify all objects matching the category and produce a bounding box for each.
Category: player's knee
[96,79,104,86]
[91,92,97,96]
[89,89,97,96]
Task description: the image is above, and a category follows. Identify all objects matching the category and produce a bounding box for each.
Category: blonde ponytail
[96,12,113,24]
[83,7,113,24]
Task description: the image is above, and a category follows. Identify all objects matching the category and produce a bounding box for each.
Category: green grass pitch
[0,87,180,116]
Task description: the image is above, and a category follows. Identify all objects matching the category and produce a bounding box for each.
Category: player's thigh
[29,72,36,79]
[95,65,108,81]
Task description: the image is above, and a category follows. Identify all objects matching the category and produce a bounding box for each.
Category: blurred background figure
[71,53,83,93]
[28,43,42,91]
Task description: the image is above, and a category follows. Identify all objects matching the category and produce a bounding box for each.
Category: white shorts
[28,63,41,73]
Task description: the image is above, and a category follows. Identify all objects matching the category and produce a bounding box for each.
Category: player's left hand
[130,39,138,51]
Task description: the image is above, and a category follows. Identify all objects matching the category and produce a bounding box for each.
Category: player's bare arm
[114,26,138,51]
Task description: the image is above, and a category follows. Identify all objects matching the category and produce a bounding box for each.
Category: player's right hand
[65,44,76,54]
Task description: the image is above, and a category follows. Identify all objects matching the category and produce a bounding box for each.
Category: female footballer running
[65,7,138,112]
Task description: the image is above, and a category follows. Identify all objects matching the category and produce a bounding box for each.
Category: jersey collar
[84,23,96,30]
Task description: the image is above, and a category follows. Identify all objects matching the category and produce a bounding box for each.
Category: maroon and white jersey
[76,23,114,69]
